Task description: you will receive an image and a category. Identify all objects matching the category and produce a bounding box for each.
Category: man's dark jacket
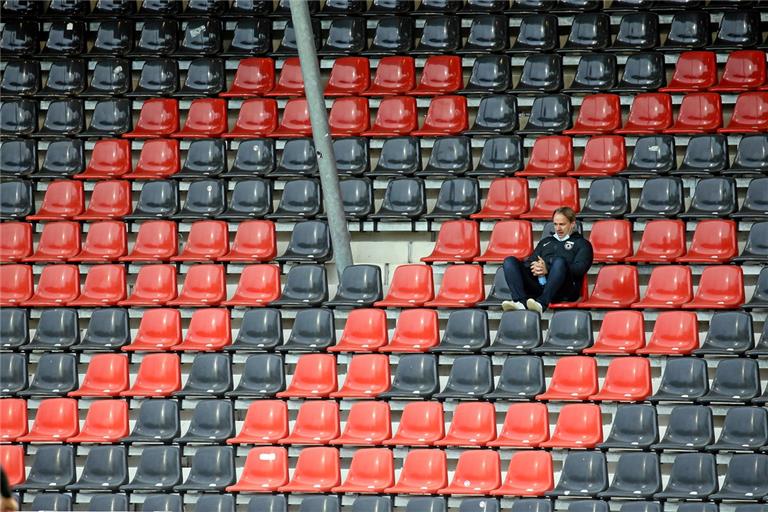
[525,232,593,301]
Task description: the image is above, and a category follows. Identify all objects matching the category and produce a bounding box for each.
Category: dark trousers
[502,256,570,308]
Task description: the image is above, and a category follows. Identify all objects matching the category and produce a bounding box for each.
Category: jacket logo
[564,241,574,250]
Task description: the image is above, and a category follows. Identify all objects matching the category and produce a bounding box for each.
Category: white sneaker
[526,298,544,313]
[501,300,526,311]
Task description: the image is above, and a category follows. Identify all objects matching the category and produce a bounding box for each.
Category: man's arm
[568,240,594,278]
[525,238,546,265]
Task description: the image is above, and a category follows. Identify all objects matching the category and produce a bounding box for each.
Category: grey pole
[288,0,354,278]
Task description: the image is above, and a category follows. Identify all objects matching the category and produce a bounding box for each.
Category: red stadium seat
[172,98,227,138]
[329,96,370,136]
[439,450,500,495]
[69,354,128,397]
[363,56,416,96]
[384,402,444,446]
[172,308,231,351]
[0,445,24,487]
[677,219,737,263]
[683,265,744,309]
[172,220,229,261]
[227,401,288,445]
[435,402,497,447]
[226,447,288,492]
[223,264,281,306]
[589,219,633,263]
[569,135,626,177]
[0,264,33,305]
[385,449,447,494]
[378,308,440,353]
[328,309,388,352]
[540,403,603,448]
[268,98,312,138]
[167,264,226,306]
[74,180,132,220]
[222,98,278,138]
[324,56,371,97]
[265,58,305,97]
[72,221,127,262]
[67,399,128,443]
[332,448,394,493]
[492,451,554,497]
[23,264,80,306]
[67,264,126,306]
[590,357,652,402]
[27,180,84,220]
[120,221,178,262]
[123,98,179,138]
[0,399,27,441]
[626,219,686,263]
[412,95,468,136]
[474,220,533,263]
[636,310,699,355]
[424,264,484,307]
[664,92,722,133]
[119,264,177,306]
[632,265,693,309]
[278,447,340,492]
[520,177,580,219]
[330,401,391,446]
[18,398,78,442]
[471,177,529,219]
[711,50,766,92]
[122,309,182,352]
[124,138,179,179]
[277,354,338,398]
[719,91,768,133]
[220,220,277,262]
[75,139,132,179]
[279,401,340,445]
[361,96,418,137]
[331,354,391,398]
[409,55,463,96]
[220,57,275,97]
[0,222,32,262]
[517,136,573,177]
[564,94,622,135]
[375,264,434,307]
[660,51,717,92]
[615,93,673,134]
[488,403,549,448]
[120,353,181,397]
[24,221,81,262]
[578,265,639,309]
[421,220,480,263]
[536,356,598,401]
[584,310,645,354]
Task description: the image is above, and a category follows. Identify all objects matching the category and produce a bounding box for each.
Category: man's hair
[553,206,577,223]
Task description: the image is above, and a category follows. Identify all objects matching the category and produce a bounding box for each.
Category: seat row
[5,441,768,500]
[3,350,768,403]
[3,303,768,355]
[5,394,768,452]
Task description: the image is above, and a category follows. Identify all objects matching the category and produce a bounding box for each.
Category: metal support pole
[289,0,354,277]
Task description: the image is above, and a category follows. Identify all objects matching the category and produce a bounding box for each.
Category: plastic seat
[140,495,182,512]
[361,96,418,136]
[384,402,443,446]
[121,446,181,492]
[651,359,710,402]
[273,308,329,351]
[228,400,287,445]
[467,137,524,178]
[0,307,28,350]
[547,451,607,497]
[41,20,85,55]
[17,397,78,442]
[562,12,610,51]
[509,54,561,94]
[119,221,176,263]
[0,20,38,56]
[490,451,553,497]
[655,453,718,499]
[683,265,744,309]
[411,15,460,54]
[540,403,602,448]
[662,11,711,50]
[261,58,304,97]
[710,454,768,500]
[411,95,468,136]
[223,99,278,138]
[474,221,531,265]
[267,98,311,138]
[278,401,339,445]
[583,310,644,355]
[407,56,463,96]
[621,136,675,178]
[319,57,369,96]
[726,134,768,176]
[68,264,126,306]
[21,264,79,307]
[519,177,579,219]
[221,264,279,307]
[660,52,717,92]
[0,352,27,394]
[329,353,390,397]
[664,92,722,133]
[627,177,684,218]
[375,264,433,307]
[270,264,328,307]
[22,221,78,262]
[379,353,439,399]
[67,399,128,443]
[487,402,549,449]
[224,139,275,178]
[0,180,33,222]
[425,177,480,219]
[0,98,38,136]
[483,310,541,353]
[120,353,180,397]
[570,137,626,178]
[565,54,617,92]
[435,354,493,398]
[599,452,661,499]
[275,353,336,398]
[0,445,23,488]
[679,219,738,263]
[120,399,179,444]
[437,450,500,495]
[74,180,131,221]
[172,99,227,138]
[734,177,768,219]
[363,15,413,55]
[86,494,129,512]
[577,177,629,219]
[68,353,128,397]
[226,353,285,399]
[221,16,271,55]
[319,17,366,55]
[118,264,176,305]
[700,358,761,402]
[587,219,632,263]
[173,308,231,351]
[81,58,130,97]
[420,220,479,263]
[67,445,127,491]
[127,58,179,97]
[269,139,319,179]
[418,136,473,177]
[720,91,768,133]
[220,179,271,219]
[31,139,85,180]
[673,135,729,176]
[224,308,281,353]
[0,139,36,178]
[80,98,132,137]
[327,97,369,136]
[713,10,761,48]
[174,138,227,178]
[125,140,180,180]
[708,407,768,451]
[173,179,225,219]
[509,14,558,52]
[616,52,666,91]
[577,265,638,309]
[0,60,40,97]
[123,98,178,138]
[26,494,73,511]
[637,310,699,355]
[73,139,131,181]
[174,18,221,56]
[217,221,276,263]
[694,311,754,356]
[536,355,598,401]
[423,264,484,308]
[177,58,225,97]
[220,58,274,97]
[599,404,658,449]
[379,309,439,353]
[277,447,340,492]
[330,448,394,493]
[517,136,573,177]
[274,220,331,263]
[0,263,32,306]
[173,351,231,396]
[361,57,415,97]
[590,357,651,401]
[534,310,593,354]
[20,308,78,352]
[175,445,235,491]
[385,450,447,494]
[564,94,621,134]
[712,50,766,91]
[370,178,426,220]
[330,401,391,446]
[226,446,289,493]
[624,219,684,263]
[172,221,228,262]
[16,445,75,491]
[632,265,692,309]
[462,55,511,94]
[128,17,177,55]
[489,355,546,401]
[518,94,571,134]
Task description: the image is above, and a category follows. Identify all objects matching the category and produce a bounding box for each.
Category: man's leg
[536,256,569,308]
[503,256,542,301]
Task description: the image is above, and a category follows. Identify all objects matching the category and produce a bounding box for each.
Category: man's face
[553,213,574,238]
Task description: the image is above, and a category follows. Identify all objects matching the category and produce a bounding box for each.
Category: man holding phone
[501,207,593,313]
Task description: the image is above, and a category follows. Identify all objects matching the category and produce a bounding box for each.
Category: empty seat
[270,264,328,307]
[412,15,460,54]
[333,138,370,177]
[18,397,78,442]
[124,140,180,180]
[665,92,723,133]
[565,54,617,92]
[636,310,699,355]
[708,407,768,451]
[540,403,602,448]
[600,452,661,498]
[224,139,275,178]
[588,219,633,263]
[0,60,39,97]
[275,220,331,263]
[172,308,231,350]
[324,265,382,308]
[319,17,366,55]
[175,18,222,56]
[175,446,235,491]
[174,353,232,398]
[726,134,768,176]
[379,353,439,399]
[0,352,27,394]
[584,309,644,354]
[510,14,558,52]
[121,446,181,491]
[24,221,80,262]
[483,310,541,353]
[0,179,33,220]
[409,56,463,96]
[384,402,443,447]
[700,358,761,403]
[277,353,337,398]
[517,136,573,177]
[67,445,127,491]
[332,448,394,493]
[0,308,28,350]
[27,494,73,511]
[173,220,228,261]
[119,264,177,306]
[267,179,320,220]
[141,495,182,512]
[0,99,37,136]
[177,58,225,97]
[33,139,85,179]
[16,445,75,491]
[713,10,761,48]
[23,264,80,307]
[123,98,178,138]
[0,139,36,178]
[621,135,676,178]
[331,354,390,397]
[419,136,473,176]
[673,135,729,176]
[435,355,493,398]
[463,55,511,94]
[536,355,598,401]
[712,50,766,91]
[278,447,340,493]
[41,20,85,56]
[627,177,684,218]
[375,264,433,307]
[119,353,180,397]
[663,11,711,49]
[625,219,685,263]
[720,91,768,133]
[75,139,131,180]
[571,136,627,177]
[223,264,280,307]
[121,399,179,444]
[632,265,692,308]
[74,179,132,221]
[424,264,484,307]
[120,220,177,262]
[0,263,32,306]
[534,310,592,354]
[438,450,500,495]
[475,220,532,263]
[661,52,717,92]
[67,399,128,443]
[734,177,768,219]
[370,178,426,220]
[175,140,228,178]
[512,54,562,94]
[565,94,621,134]
[129,18,177,56]
[615,52,666,91]
[379,308,439,353]
[563,12,610,51]
[469,137,524,178]
[486,355,545,400]
[0,20,39,56]
[128,58,179,97]
[68,353,128,397]
[518,94,571,134]
[412,95,468,136]
[223,17,271,56]
[385,450,447,494]
[0,398,26,441]
[683,264,744,309]
[80,98,132,137]
[173,179,225,219]
[279,400,339,445]
[696,311,754,356]
[492,451,553,497]
[599,404,659,449]
[86,495,129,512]
[424,177,480,219]
[651,358,709,402]
[324,57,370,97]
[270,138,318,178]
[577,177,629,218]
[577,265,639,309]
[361,96,418,136]
[227,353,285,398]
[226,446,289,492]
[220,221,276,262]
[221,58,274,97]
[655,452,718,499]
[590,357,651,401]
[22,308,78,351]
[547,451,607,497]
[679,219,738,263]
[519,177,579,219]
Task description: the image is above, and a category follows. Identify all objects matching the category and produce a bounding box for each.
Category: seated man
[502,207,593,313]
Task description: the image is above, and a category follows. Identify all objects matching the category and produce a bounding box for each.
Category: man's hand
[1,496,18,512]
[530,257,548,276]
